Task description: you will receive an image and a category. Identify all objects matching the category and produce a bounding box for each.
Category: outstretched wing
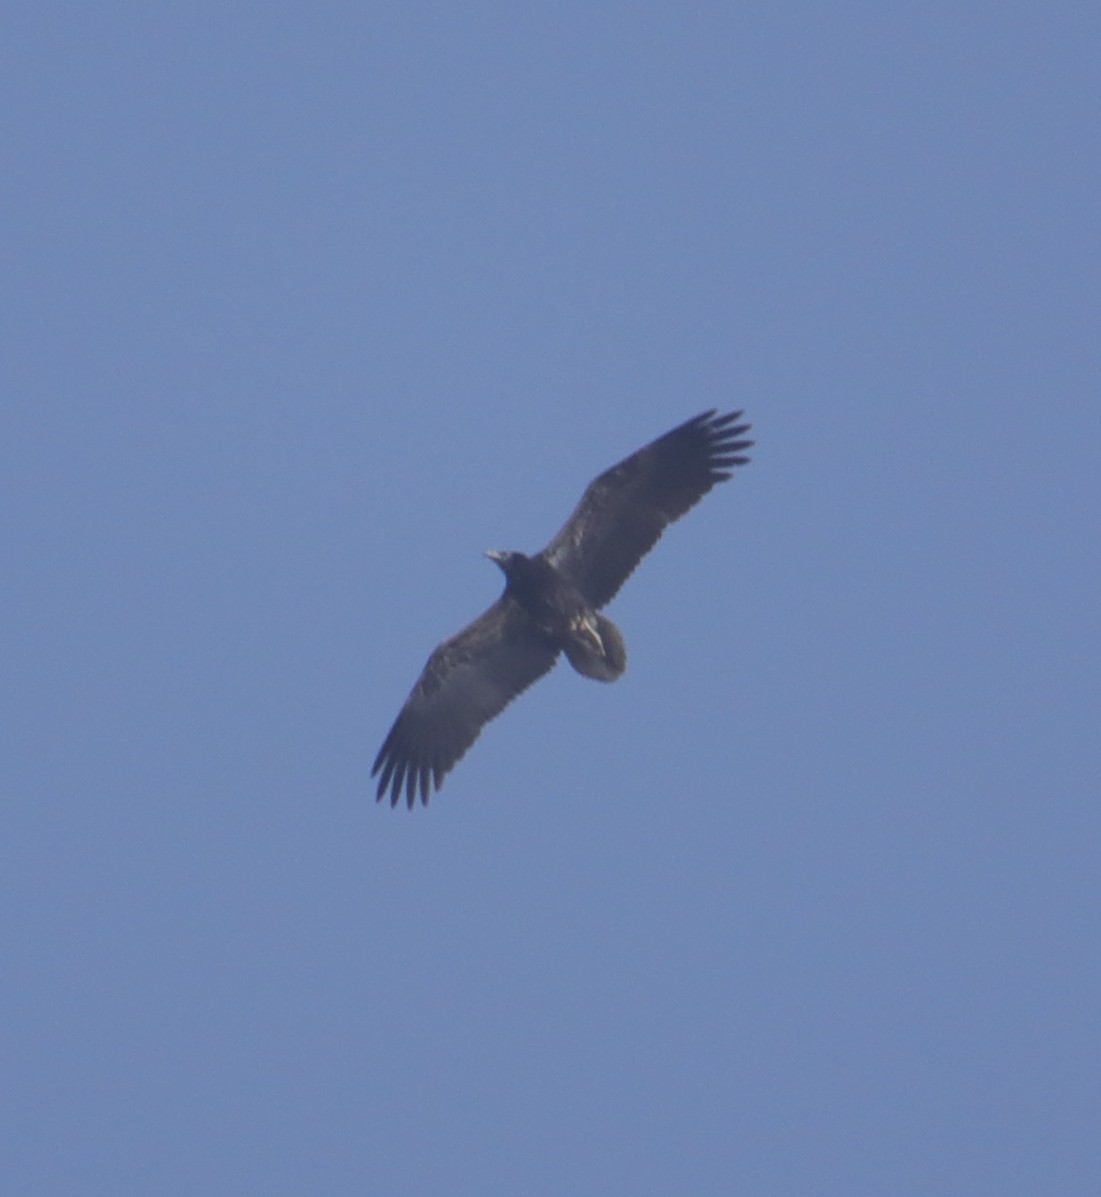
[542,410,753,608]
[373,598,560,808]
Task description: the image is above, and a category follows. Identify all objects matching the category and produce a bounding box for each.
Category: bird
[372,409,753,807]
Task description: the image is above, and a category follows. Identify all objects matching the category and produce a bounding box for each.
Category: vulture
[373,409,753,807]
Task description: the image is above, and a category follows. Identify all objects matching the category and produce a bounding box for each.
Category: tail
[564,613,627,682]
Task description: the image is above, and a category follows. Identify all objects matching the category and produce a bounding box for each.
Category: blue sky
[4,3,1099,1193]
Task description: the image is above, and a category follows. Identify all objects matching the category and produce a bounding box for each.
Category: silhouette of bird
[373,409,753,807]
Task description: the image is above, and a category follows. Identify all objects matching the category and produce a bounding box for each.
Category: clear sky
[4,4,1099,1194]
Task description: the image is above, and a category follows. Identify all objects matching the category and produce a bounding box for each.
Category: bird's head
[485,550,549,600]
[485,549,523,577]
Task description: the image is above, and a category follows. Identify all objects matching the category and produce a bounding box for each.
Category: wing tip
[704,409,753,473]
[373,741,447,809]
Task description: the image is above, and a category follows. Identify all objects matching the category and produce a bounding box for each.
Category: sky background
[4,3,1099,1194]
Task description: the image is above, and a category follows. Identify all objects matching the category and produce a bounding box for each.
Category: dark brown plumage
[373,409,753,807]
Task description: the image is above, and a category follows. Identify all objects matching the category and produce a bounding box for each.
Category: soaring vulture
[373,409,753,807]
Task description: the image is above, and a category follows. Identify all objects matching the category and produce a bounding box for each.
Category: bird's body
[486,550,628,682]
[373,409,753,807]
